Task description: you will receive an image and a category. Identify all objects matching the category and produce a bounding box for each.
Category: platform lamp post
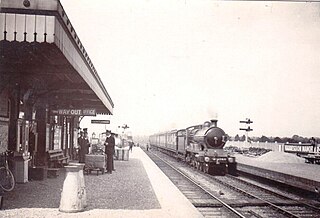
[240,118,253,148]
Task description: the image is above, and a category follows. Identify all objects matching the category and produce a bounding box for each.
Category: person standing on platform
[83,128,90,157]
[79,128,90,163]
[78,131,85,163]
[310,137,317,153]
[104,130,115,174]
[129,141,133,153]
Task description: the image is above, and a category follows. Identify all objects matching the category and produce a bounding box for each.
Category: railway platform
[0,147,203,218]
[234,152,320,195]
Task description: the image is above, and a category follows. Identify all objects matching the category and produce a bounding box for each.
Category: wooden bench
[47,149,69,168]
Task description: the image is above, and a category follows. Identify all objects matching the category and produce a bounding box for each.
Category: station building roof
[0,0,114,115]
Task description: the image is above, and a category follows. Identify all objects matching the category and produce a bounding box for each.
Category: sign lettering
[51,109,96,116]
[83,109,96,116]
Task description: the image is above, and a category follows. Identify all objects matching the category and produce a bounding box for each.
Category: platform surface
[234,152,320,183]
[0,147,203,218]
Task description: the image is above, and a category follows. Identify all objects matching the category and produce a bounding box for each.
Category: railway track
[145,150,320,217]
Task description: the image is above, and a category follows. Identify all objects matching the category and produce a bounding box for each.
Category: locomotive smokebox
[205,127,226,149]
[193,120,226,149]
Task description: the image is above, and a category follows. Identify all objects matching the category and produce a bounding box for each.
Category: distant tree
[274,137,283,143]
[225,134,231,141]
[303,137,310,143]
[234,134,240,141]
[260,135,270,142]
[251,137,259,142]
[292,135,308,143]
[247,135,319,144]
[289,138,297,143]
[240,135,246,142]
[282,137,294,143]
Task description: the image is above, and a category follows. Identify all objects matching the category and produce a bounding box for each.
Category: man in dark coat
[78,131,85,163]
[311,137,317,153]
[79,129,90,163]
[104,130,115,174]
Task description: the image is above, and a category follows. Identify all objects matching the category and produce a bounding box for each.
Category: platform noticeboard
[91,120,110,124]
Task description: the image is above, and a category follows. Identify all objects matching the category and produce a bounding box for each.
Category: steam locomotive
[149,119,237,175]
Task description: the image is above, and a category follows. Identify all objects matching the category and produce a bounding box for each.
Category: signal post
[239,118,253,147]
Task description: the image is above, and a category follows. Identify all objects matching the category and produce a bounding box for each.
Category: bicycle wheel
[0,167,15,192]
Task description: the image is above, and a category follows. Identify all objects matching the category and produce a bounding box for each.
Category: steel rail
[210,176,303,218]
[148,148,320,217]
[225,174,320,213]
[150,151,247,218]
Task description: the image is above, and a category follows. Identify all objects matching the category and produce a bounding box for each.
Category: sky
[60,0,320,138]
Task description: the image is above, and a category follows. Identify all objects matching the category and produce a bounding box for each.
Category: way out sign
[91,120,110,124]
[51,109,96,116]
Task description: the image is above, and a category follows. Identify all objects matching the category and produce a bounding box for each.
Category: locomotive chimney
[210,119,218,127]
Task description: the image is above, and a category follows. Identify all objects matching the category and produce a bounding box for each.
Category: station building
[0,0,114,175]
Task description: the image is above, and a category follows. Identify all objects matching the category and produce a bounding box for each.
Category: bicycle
[0,150,15,192]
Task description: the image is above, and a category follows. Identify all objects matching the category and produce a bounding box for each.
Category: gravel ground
[0,157,160,217]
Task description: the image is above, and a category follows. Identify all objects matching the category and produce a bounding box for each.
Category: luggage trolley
[84,154,106,175]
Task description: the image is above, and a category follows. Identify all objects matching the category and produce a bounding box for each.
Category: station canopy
[0,0,114,115]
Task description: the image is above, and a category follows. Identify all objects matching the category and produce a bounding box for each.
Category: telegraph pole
[239,118,253,147]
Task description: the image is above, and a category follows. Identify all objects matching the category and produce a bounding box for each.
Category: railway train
[149,119,237,175]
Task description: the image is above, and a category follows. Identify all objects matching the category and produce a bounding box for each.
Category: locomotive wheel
[204,164,209,173]
[189,158,193,167]
[199,162,203,171]
[186,155,191,164]
[196,161,200,170]
[192,159,197,169]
